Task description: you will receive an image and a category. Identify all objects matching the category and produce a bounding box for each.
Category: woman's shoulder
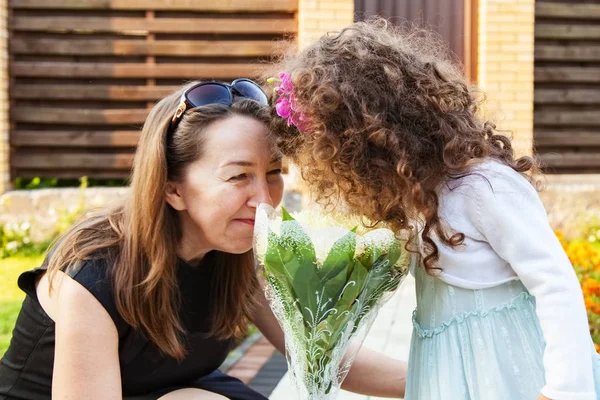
[66,256,114,289]
[50,254,129,335]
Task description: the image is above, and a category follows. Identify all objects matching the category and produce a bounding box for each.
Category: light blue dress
[405,265,600,399]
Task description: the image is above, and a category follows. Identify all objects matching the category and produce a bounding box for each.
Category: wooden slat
[7,0,298,181]
[536,2,600,20]
[536,24,600,40]
[9,0,297,12]
[12,107,148,124]
[535,45,600,61]
[534,3,600,173]
[535,89,600,104]
[540,152,600,168]
[11,153,134,169]
[535,110,600,126]
[12,16,297,34]
[535,67,600,83]
[12,130,140,147]
[535,131,600,147]
[11,39,279,57]
[12,62,265,78]
[12,84,175,100]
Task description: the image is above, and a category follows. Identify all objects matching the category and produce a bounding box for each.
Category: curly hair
[268,19,540,272]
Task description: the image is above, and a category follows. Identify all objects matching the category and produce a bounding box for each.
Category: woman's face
[166,114,284,256]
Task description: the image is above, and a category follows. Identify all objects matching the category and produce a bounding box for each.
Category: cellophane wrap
[253,204,410,400]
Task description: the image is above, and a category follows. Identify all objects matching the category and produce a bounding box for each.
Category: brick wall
[0,0,8,193]
[297,0,354,50]
[292,0,354,207]
[478,0,535,157]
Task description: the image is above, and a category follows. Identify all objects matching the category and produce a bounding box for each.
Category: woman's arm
[250,278,407,398]
[38,270,122,400]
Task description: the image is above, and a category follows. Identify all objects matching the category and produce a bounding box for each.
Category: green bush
[1,178,91,258]
[14,176,128,190]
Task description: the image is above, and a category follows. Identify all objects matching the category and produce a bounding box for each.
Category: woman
[0,79,406,400]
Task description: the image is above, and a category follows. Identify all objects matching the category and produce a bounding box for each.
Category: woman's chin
[219,241,253,255]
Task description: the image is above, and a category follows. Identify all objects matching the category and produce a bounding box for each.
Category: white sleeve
[466,172,595,400]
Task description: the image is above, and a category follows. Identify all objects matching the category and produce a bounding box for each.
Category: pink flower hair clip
[268,72,309,133]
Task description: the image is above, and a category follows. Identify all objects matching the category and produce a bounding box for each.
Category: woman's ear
[165,181,187,211]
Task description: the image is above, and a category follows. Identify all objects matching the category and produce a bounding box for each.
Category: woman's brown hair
[46,83,269,360]
[268,19,540,272]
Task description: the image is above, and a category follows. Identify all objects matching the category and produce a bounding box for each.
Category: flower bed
[557,231,600,351]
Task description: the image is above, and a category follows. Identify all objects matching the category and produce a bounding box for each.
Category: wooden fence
[9,0,298,179]
[534,1,600,173]
[354,0,478,82]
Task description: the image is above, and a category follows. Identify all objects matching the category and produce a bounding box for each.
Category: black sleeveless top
[0,254,235,399]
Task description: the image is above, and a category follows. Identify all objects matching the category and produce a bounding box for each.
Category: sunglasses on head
[169,78,269,132]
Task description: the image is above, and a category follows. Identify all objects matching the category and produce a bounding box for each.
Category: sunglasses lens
[233,80,268,105]
[186,84,231,107]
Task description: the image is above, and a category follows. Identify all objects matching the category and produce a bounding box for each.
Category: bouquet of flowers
[254,204,410,400]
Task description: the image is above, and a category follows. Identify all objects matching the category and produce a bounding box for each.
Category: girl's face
[166,114,284,257]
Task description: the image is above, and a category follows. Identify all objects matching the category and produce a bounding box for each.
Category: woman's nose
[248,180,273,208]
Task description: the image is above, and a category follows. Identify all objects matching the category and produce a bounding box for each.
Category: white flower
[303,225,351,265]
[22,236,31,244]
[20,221,31,231]
[359,228,397,251]
[254,203,407,269]
[589,235,597,243]
[6,241,18,251]
[291,208,368,234]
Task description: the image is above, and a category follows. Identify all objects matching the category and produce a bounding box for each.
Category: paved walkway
[269,274,416,400]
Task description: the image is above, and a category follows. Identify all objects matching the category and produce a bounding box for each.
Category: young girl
[268,20,600,400]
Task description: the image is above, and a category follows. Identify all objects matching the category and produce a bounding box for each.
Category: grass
[0,255,44,357]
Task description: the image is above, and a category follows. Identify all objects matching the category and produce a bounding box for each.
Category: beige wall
[0,0,8,193]
[477,0,535,157]
[298,0,354,50]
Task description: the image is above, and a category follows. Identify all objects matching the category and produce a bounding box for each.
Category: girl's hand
[536,395,551,400]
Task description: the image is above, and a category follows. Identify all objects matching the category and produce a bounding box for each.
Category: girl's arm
[38,270,122,400]
[466,169,595,400]
[250,278,407,398]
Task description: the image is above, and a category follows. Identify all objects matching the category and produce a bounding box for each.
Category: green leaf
[359,246,382,270]
[319,230,357,303]
[280,220,316,268]
[385,239,402,268]
[359,236,402,271]
[281,207,294,222]
[358,243,404,313]
[264,230,324,328]
[337,260,367,312]
[268,218,324,327]
[263,231,300,299]
[323,260,368,345]
[292,258,325,325]
[319,230,356,280]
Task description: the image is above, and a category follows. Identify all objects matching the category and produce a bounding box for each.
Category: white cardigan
[414,160,596,400]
